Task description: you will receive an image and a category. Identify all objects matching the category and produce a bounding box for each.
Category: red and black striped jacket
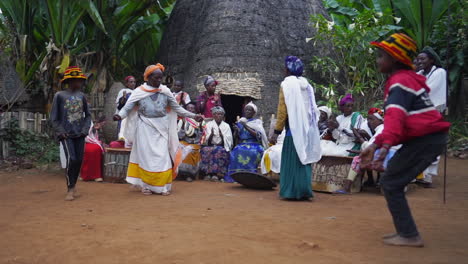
[374,70,450,147]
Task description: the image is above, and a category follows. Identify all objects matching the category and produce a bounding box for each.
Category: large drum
[312,156,362,193]
[103,148,131,183]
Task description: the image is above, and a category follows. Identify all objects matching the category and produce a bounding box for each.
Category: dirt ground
[0,158,467,264]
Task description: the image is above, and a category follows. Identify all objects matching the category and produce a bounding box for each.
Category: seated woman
[334,108,400,194]
[177,103,203,182]
[260,129,285,177]
[227,102,268,182]
[200,107,233,182]
[115,76,136,133]
[318,106,333,140]
[321,94,371,157]
[80,116,106,182]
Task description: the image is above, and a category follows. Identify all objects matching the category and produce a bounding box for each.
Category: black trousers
[381,132,447,238]
[61,137,86,190]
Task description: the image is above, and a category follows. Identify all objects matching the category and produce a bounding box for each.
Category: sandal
[141,188,152,195]
[161,191,171,196]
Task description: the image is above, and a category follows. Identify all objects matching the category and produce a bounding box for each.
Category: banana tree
[84,0,176,87]
[323,0,456,48]
[390,0,455,49]
[0,1,46,87]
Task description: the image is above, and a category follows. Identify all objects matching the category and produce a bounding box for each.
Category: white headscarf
[318,106,332,119]
[245,102,258,113]
[239,102,268,149]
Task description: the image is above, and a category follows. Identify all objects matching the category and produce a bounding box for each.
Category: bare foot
[383,235,424,247]
[72,188,81,198]
[161,191,171,196]
[65,191,74,201]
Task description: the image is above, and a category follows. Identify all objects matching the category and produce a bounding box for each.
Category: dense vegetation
[0,0,176,110]
[309,0,466,119]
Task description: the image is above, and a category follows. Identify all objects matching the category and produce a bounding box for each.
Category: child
[50,66,92,201]
[360,33,450,247]
[172,80,191,106]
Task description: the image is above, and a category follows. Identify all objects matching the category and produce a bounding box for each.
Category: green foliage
[447,118,468,149]
[428,1,467,118]
[322,0,456,49]
[0,119,59,164]
[0,0,176,107]
[309,8,401,111]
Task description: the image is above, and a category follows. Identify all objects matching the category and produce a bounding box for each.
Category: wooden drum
[103,148,131,183]
[312,156,362,193]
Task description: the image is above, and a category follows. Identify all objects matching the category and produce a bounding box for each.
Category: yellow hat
[371,33,417,69]
[61,66,87,82]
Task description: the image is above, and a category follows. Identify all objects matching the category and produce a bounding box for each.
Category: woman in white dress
[113,64,203,196]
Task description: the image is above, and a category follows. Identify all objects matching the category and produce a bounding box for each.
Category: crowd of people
[50,33,450,247]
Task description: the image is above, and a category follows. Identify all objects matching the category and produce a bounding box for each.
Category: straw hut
[158,0,327,124]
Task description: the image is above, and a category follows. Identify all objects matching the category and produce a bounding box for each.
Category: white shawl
[120,83,180,164]
[281,76,322,164]
[203,120,233,152]
[238,117,268,149]
[85,121,104,151]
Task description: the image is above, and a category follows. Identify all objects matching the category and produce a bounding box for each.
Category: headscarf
[143,63,165,81]
[211,106,225,115]
[421,46,442,67]
[204,75,218,87]
[245,102,258,114]
[285,56,304,76]
[318,106,332,119]
[339,93,354,107]
[368,107,384,121]
[61,66,87,82]
[124,76,135,82]
[370,33,417,69]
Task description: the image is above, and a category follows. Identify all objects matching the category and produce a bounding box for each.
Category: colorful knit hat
[370,33,417,69]
[61,66,87,82]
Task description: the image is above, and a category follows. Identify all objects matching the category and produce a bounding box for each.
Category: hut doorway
[221,94,247,125]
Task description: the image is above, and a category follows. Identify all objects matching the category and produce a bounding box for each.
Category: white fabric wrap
[203,120,233,152]
[238,117,268,149]
[119,83,183,164]
[281,76,322,164]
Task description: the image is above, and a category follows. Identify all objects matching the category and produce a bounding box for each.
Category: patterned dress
[226,120,265,182]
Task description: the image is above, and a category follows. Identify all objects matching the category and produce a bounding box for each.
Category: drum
[103,148,131,183]
[312,156,362,193]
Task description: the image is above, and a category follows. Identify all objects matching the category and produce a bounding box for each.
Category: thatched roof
[0,52,29,107]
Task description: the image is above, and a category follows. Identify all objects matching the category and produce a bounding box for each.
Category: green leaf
[82,0,107,34]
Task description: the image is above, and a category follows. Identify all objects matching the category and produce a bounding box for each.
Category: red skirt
[80,143,103,181]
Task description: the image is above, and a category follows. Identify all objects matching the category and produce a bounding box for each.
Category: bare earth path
[1,158,467,264]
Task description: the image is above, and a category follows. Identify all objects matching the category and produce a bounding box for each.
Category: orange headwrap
[143,63,165,81]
